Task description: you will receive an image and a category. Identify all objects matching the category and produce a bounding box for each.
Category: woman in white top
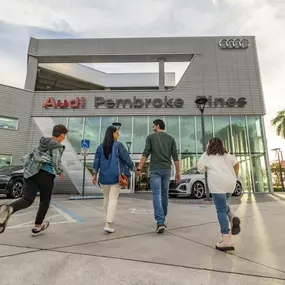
[197,137,241,252]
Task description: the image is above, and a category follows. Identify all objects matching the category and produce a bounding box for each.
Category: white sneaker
[104,222,115,233]
[31,221,50,236]
[216,234,235,252]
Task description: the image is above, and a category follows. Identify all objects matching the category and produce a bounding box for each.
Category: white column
[159,59,165,90]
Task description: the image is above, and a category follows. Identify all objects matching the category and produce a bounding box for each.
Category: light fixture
[112,122,122,130]
[126,141,132,148]
[195,96,208,113]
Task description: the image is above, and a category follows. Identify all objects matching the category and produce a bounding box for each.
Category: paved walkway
[1,193,285,284]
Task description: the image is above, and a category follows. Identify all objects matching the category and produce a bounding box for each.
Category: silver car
[169,167,243,199]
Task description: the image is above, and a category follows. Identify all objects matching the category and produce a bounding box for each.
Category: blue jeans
[212,193,232,235]
[150,169,171,225]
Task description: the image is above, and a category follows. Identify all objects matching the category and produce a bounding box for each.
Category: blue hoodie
[93,141,135,185]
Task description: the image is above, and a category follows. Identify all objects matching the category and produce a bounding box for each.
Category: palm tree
[271,110,285,139]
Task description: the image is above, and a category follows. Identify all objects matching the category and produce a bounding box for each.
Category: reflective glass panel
[133,116,148,153]
[100,117,117,142]
[231,116,248,153]
[118,116,133,153]
[251,154,269,192]
[0,154,12,168]
[247,116,264,153]
[53,117,67,126]
[84,117,101,153]
[68,117,84,153]
[0,117,18,130]
[196,116,213,153]
[180,116,196,153]
[213,116,232,152]
[235,155,253,192]
[164,116,180,152]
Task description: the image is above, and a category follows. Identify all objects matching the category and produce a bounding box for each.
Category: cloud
[0,0,285,158]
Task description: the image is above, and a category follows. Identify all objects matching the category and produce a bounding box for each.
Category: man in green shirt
[137,119,181,233]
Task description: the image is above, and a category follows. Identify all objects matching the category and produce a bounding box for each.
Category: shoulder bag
[116,142,128,187]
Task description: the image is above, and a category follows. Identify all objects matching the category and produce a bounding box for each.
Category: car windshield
[182,168,200,175]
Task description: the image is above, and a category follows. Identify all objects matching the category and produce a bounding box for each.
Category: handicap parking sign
[81,139,90,149]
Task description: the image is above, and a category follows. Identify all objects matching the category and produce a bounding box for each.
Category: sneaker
[156,224,166,234]
[0,204,13,234]
[216,234,235,252]
[104,222,115,233]
[31,221,50,236]
[228,208,241,235]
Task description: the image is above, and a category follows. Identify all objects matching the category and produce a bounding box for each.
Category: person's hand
[60,173,65,181]
[175,172,181,183]
[92,175,97,185]
[136,169,142,176]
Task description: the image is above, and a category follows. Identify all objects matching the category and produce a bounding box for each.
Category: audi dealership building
[0,36,272,195]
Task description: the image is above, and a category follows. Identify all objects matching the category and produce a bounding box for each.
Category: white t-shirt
[197,152,238,194]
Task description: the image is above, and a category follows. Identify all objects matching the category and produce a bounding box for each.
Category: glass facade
[56,115,270,193]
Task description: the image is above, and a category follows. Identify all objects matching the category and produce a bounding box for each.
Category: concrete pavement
[1,193,285,284]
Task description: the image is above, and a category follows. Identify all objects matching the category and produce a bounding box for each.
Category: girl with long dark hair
[92,126,135,233]
[197,137,241,252]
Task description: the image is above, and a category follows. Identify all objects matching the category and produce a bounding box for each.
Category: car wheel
[233,182,243,197]
[7,180,24,199]
[191,181,205,199]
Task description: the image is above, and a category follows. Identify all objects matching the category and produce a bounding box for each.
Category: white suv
[169,167,243,199]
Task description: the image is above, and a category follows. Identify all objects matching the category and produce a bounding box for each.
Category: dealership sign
[94,96,184,108]
[197,96,247,108]
[42,97,85,109]
[219,39,250,49]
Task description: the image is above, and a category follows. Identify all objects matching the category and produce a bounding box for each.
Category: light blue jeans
[150,169,171,225]
[212,193,232,235]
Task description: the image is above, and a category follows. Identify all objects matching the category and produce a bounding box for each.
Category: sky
[0,0,285,161]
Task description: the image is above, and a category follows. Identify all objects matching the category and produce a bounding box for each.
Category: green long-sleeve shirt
[142,131,179,171]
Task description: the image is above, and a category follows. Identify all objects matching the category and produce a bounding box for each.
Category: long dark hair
[102,126,117,159]
[206,137,228,156]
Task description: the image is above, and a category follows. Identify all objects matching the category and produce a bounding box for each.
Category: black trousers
[10,170,55,225]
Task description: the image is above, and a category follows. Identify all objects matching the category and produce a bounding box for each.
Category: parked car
[169,167,243,199]
[0,165,24,198]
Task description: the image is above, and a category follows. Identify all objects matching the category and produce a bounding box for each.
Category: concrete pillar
[159,59,165,90]
[25,56,39,91]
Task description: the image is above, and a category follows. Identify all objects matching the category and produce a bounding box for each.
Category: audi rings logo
[219,39,250,49]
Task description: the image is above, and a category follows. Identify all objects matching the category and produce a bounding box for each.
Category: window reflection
[53,117,67,126]
[84,117,101,153]
[134,116,148,153]
[213,116,232,152]
[0,117,18,130]
[181,154,198,174]
[247,116,264,153]
[100,117,117,142]
[251,154,268,192]
[181,116,196,153]
[197,116,213,153]
[235,155,253,192]
[68,117,84,153]
[118,116,133,152]
[164,116,180,151]
[0,154,12,168]
[231,116,248,153]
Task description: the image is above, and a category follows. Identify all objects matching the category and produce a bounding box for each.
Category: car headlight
[178,178,191,184]
[0,175,10,182]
